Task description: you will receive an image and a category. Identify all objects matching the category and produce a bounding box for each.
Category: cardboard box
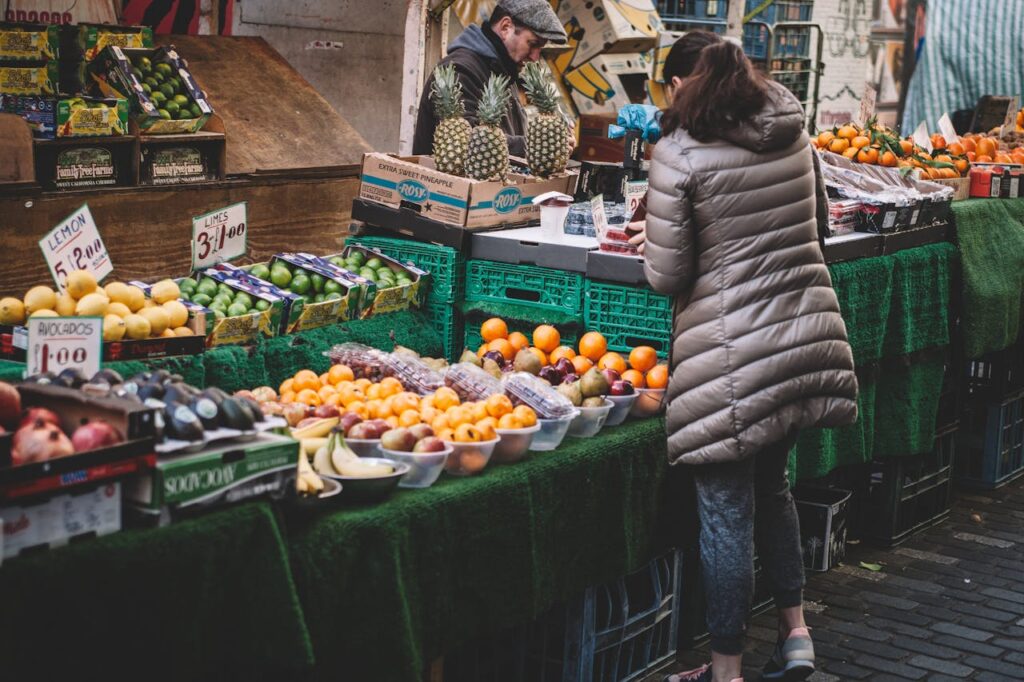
[125,432,298,515]
[335,246,427,317]
[263,253,366,331]
[358,153,578,230]
[565,52,652,116]
[650,30,685,83]
[192,265,304,345]
[0,22,59,61]
[794,487,852,572]
[76,23,153,62]
[88,45,213,135]
[552,0,662,69]
[969,163,1024,199]
[0,60,58,95]
[139,129,226,185]
[470,225,597,272]
[33,135,138,190]
[2,481,121,560]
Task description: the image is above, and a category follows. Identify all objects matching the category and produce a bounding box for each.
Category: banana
[296,451,324,494]
[336,460,393,478]
[291,416,339,440]
[300,437,329,457]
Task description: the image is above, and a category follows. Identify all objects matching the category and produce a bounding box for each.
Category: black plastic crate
[965,339,1024,400]
[793,486,852,572]
[862,426,956,547]
[955,391,1024,489]
[936,348,964,433]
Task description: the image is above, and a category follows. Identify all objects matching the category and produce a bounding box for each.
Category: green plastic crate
[584,280,672,357]
[346,236,465,303]
[425,300,465,363]
[464,320,578,356]
[465,260,584,315]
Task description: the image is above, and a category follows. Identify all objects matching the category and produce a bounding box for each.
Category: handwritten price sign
[192,202,247,270]
[27,316,102,379]
[39,204,112,290]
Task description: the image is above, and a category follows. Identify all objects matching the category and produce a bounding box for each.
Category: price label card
[590,194,608,240]
[192,202,247,270]
[937,113,960,144]
[39,204,112,291]
[625,180,648,223]
[912,121,933,153]
[26,316,102,380]
[857,83,877,127]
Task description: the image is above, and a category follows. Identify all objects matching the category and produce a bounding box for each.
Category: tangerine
[930,134,946,150]
[899,139,914,155]
[578,331,608,362]
[476,417,498,440]
[513,405,538,427]
[296,388,322,406]
[497,413,523,430]
[622,369,646,388]
[420,406,440,423]
[851,135,870,149]
[856,146,879,164]
[379,377,404,397]
[843,146,859,160]
[817,131,835,147]
[328,364,355,385]
[365,383,383,401]
[279,378,295,396]
[481,317,509,343]
[549,346,577,363]
[454,423,484,443]
[319,372,331,387]
[433,386,461,411]
[446,406,472,428]
[947,141,965,156]
[827,137,850,154]
[646,365,669,389]
[469,401,489,422]
[507,331,530,352]
[392,391,421,414]
[437,427,456,442]
[628,346,658,372]
[836,125,858,139]
[487,338,516,361]
[532,325,561,353]
[485,393,514,418]
[347,400,368,419]
[354,378,373,391]
[293,370,320,392]
[432,414,452,433]
[399,409,421,427]
[880,150,898,167]
[977,137,997,159]
[324,393,342,408]
[976,154,992,163]
[962,137,977,153]
[597,352,627,374]
[317,385,337,402]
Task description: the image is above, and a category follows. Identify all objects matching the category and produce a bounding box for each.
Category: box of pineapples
[87,44,213,134]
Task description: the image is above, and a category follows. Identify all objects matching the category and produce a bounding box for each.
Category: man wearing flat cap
[413,0,570,159]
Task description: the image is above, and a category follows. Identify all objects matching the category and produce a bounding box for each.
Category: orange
[851,135,870,150]
[319,372,330,388]
[842,146,859,160]
[940,167,958,179]
[280,391,296,404]
[621,369,646,388]
[967,151,977,162]
[328,364,355,385]
[954,158,970,175]
[392,392,421,415]
[836,125,858,139]
[279,378,295,396]
[856,146,879,164]
[476,417,498,441]
[816,131,835,147]
[528,347,548,366]
[898,139,914,155]
[995,152,1014,164]
[399,409,421,427]
[477,343,489,358]
[549,346,577,363]
[934,154,953,165]
[977,137,997,159]
[597,352,627,374]
[487,338,515,361]
[354,378,373,391]
[879,151,898,167]
[930,134,946,150]
[532,325,561,353]
[432,414,452,433]
[827,137,850,154]
[469,401,489,422]
[497,414,523,430]
[293,369,320,393]
[485,393,514,418]
[365,383,383,401]
[507,331,529,352]
[578,331,608,362]
[646,365,669,389]
[947,141,965,156]
[420,406,440,423]
[926,167,942,180]
[628,346,658,372]
[379,377,404,397]
[437,427,456,442]
[381,396,396,417]
[420,395,436,410]
[433,386,461,411]
[481,317,509,343]
[571,355,594,374]
[296,388,322,406]
[962,137,977,153]
[366,399,385,419]
[347,400,368,419]
[317,385,337,402]
[976,154,993,163]
[513,405,537,427]
[454,423,483,443]
[446,406,472,428]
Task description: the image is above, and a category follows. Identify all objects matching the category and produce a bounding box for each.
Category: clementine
[628,346,658,372]
[549,346,577,363]
[296,388,321,406]
[328,363,355,385]
[532,325,561,353]
[571,355,594,374]
[578,331,608,362]
[513,405,538,427]
[827,137,850,154]
[480,317,508,343]
[621,369,646,388]
[485,393,514,418]
[487,338,516,361]
[507,331,530,352]
[597,352,627,374]
[293,369,320,392]
[646,365,669,389]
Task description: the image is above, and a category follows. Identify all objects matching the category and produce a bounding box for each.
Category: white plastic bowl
[567,399,614,438]
[604,393,639,426]
[345,438,382,458]
[530,410,580,451]
[382,445,452,489]
[492,424,542,463]
[443,438,500,476]
[629,389,667,418]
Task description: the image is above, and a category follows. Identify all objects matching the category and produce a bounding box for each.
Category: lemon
[151,279,180,304]
[161,328,177,338]
[173,326,193,336]
[0,297,25,325]
[75,292,109,317]
[139,306,170,336]
[103,314,126,342]
[65,270,98,300]
[24,286,57,315]
[162,300,189,328]
[55,292,76,317]
[125,285,146,312]
[108,302,131,318]
[29,309,58,318]
[104,281,132,305]
[124,314,151,340]
[143,299,156,308]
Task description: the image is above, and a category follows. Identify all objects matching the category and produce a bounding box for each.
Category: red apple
[601,368,621,386]
[554,358,574,376]
[413,436,447,453]
[610,380,635,396]
[347,422,377,440]
[408,424,434,442]
[313,404,340,419]
[339,411,363,435]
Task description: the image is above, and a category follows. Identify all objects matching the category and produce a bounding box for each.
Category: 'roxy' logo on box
[397,179,428,204]
[493,187,522,214]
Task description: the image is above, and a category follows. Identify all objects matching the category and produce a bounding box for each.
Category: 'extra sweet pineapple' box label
[56,97,129,137]
[145,147,209,185]
[359,153,578,230]
[0,23,59,61]
[0,60,57,95]
[55,147,116,188]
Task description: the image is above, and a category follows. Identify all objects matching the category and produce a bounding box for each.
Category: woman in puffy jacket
[643,35,859,682]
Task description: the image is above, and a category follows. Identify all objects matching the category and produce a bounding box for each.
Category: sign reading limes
[26,316,103,380]
[192,202,247,270]
[39,204,113,292]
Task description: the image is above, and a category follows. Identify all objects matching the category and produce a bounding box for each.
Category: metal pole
[726,0,746,38]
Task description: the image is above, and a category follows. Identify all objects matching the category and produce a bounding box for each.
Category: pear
[459,349,482,367]
[580,367,609,399]
[513,348,542,375]
[557,380,583,407]
[482,358,502,379]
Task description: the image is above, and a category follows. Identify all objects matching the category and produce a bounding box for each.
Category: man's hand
[627,220,646,255]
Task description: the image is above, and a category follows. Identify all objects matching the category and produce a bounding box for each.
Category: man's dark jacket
[413,23,527,158]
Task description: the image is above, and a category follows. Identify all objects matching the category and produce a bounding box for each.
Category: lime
[172,94,189,107]
[310,273,325,293]
[250,264,271,280]
[164,101,180,116]
[212,294,233,309]
[191,293,212,307]
[131,67,143,80]
[190,103,203,118]
[227,303,249,317]
[150,91,166,106]
[233,292,253,308]
[137,57,152,73]
[196,280,217,298]
[270,267,291,288]
[159,83,175,99]
[217,284,234,298]
[176,108,192,120]
[254,299,271,312]
[208,301,227,313]
[323,280,343,296]
[168,78,182,93]
[359,268,376,280]
[179,277,198,291]
[329,257,346,268]
[141,83,152,95]
[290,274,311,295]
[325,292,342,301]
[151,70,164,84]
[144,76,159,90]
[179,292,192,302]
[365,257,384,270]
[155,62,173,77]
[348,251,366,266]
[212,309,226,320]
[157,109,172,120]
[313,294,325,303]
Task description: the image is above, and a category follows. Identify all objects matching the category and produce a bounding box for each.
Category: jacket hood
[449,24,499,61]
[720,81,805,153]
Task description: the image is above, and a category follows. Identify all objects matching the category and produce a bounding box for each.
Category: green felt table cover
[286,418,670,682]
[881,243,955,357]
[951,199,1024,358]
[0,501,315,680]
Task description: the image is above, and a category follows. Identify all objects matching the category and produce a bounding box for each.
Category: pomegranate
[71,420,123,453]
[12,419,73,465]
[20,407,60,429]
[0,382,20,429]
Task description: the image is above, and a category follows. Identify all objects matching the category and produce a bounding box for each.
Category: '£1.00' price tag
[192,202,248,270]
[27,316,103,380]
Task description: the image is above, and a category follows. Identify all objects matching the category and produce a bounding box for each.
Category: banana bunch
[296,451,325,495]
[313,428,393,478]
[292,416,339,440]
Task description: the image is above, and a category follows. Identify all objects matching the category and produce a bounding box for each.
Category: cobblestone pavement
[649,480,1024,681]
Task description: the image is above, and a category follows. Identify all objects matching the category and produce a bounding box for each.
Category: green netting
[872,348,946,458]
[882,243,955,357]
[104,354,206,387]
[952,199,1024,358]
[827,254,894,366]
[204,343,270,394]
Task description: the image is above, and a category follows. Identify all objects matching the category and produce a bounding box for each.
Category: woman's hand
[627,220,646,254]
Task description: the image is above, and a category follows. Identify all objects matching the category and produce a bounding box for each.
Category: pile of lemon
[0,271,194,342]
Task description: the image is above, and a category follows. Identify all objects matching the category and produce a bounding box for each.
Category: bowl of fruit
[567,398,614,438]
[379,425,453,488]
[308,429,409,503]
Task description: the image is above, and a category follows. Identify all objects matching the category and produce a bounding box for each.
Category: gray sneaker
[761,628,815,681]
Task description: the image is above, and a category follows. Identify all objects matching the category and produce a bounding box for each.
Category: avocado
[164,403,204,442]
[190,396,221,430]
[220,397,255,431]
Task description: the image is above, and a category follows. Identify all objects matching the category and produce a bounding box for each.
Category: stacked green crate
[584,280,672,357]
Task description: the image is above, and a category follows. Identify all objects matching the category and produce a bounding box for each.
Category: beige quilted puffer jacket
[645,82,858,465]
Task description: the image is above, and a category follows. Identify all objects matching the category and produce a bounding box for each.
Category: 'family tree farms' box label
[55,147,116,188]
[148,147,208,185]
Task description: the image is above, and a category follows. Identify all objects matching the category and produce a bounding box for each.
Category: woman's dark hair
[662,30,723,82]
[661,40,769,141]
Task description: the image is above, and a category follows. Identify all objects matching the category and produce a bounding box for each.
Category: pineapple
[522,62,569,178]
[430,64,471,176]
[465,74,511,182]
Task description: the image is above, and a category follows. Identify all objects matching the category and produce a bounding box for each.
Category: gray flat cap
[498,0,568,44]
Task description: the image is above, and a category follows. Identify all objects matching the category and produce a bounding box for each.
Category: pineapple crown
[430,64,466,119]
[476,74,511,127]
[521,62,559,115]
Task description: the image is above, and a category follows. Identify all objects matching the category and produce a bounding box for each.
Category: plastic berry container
[444,363,502,402]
